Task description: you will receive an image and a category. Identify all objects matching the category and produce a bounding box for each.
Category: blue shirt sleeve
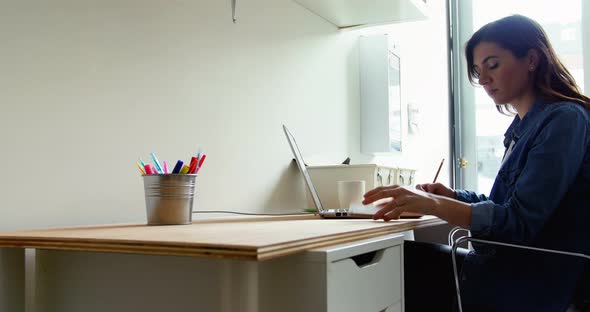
[470,201,495,236]
[455,189,489,203]
[454,191,495,236]
[471,106,589,243]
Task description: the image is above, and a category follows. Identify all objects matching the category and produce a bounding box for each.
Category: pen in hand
[432,158,445,183]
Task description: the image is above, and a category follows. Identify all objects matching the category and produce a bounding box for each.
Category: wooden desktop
[0,214,445,312]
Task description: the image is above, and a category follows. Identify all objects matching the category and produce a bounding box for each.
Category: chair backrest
[450,236,590,312]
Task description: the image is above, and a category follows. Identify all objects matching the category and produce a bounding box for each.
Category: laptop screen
[283,125,324,212]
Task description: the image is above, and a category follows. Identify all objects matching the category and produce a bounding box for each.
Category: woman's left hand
[362,186,439,221]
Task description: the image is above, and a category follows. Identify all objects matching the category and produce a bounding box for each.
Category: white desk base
[1,234,405,312]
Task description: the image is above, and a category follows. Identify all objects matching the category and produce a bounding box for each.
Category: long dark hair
[465,14,590,113]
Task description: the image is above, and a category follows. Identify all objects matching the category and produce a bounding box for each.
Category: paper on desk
[348,203,379,214]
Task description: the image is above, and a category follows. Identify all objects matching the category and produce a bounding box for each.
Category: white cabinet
[293,0,428,28]
[360,34,403,154]
[259,234,405,312]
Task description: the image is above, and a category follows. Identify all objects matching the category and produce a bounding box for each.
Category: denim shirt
[455,99,590,312]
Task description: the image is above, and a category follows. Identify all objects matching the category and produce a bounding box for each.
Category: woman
[362,15,590,312]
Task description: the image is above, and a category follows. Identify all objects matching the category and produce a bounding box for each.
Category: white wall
[0,0,450,230]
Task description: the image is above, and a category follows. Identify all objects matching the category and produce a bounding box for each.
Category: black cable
[192,210,315,216]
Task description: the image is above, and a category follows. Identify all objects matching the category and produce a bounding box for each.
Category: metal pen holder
[142,174,197,225]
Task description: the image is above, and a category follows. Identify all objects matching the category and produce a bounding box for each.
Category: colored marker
[188,157,198,174]
[150,152,163,174]
[163,161,169,174]
[144,164,156,175]
[172,160,184,174]
[136,161,146,174]
[138,158,147,168]
[196,154,207,174]
[195,152,202,169]
[179,164,190,174]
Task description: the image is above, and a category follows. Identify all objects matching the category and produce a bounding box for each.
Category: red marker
[188,157,198,174]
[196,154,207,174]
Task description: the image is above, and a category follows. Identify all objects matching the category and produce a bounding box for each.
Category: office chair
[448,226,469,247]
[449,230,590,312]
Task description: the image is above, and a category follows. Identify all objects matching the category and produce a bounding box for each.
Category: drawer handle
[350,250,384,268]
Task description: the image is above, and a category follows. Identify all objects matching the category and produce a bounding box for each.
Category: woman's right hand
[415,183,456,199]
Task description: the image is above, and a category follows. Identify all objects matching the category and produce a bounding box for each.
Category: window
[451,0,586,194]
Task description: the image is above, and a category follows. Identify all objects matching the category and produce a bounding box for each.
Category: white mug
[337,180,366,210]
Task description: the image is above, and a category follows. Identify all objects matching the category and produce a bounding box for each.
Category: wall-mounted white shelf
[294,0,428,28]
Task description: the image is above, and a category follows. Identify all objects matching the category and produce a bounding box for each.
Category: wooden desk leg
[0,247,25,312]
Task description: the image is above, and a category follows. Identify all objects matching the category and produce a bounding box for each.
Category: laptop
[284,125,423,219]
[283,125,383,219]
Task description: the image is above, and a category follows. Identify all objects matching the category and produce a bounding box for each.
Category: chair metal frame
[450,235,590,312]
[448,226,470,246]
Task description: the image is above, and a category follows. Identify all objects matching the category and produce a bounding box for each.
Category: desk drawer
[327,245,402,311]
[308,234,404,312]
[259,234,404,312]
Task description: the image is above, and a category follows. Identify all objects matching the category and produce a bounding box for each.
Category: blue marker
[138,158,147,168]
[171,160,184,174]
[150,152,163,174]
